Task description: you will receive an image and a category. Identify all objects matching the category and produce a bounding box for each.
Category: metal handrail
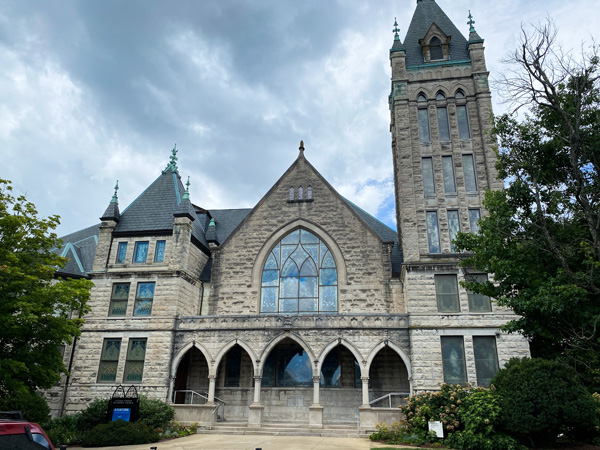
[369,392,410,408]
[172,389,208,404]
[210,404,219,430]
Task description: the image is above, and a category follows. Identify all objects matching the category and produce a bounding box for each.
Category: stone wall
[207,154,398,316]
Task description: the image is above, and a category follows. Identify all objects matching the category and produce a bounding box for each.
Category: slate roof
[114,168,208,250]
[403,0,470,68]
[344,199,403,276]
[55,224,100,278]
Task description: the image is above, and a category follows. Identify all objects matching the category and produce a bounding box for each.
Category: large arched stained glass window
[261,228,338,313]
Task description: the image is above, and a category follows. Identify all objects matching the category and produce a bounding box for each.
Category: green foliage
[0,179,93,397]
[157,420,198,439]
[44,396,174,445]
[138,396,175,429]
[76,398,109,432]
[82,420,159,447]
[371,386,525,450]
[492,357,599,448]
[454,30,600,385]
[0,390,50,424]
[444,389,525,450]
[401,383,468,434]
[44,413,80,446]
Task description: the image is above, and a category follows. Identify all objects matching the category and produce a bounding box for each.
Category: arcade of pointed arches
[169,333,412,423]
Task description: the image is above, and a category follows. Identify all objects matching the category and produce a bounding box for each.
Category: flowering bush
[157,420,198,439]
[401,383,468,435]
[371,385,524,450]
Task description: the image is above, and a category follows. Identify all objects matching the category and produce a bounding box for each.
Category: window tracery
[261,228,338,313]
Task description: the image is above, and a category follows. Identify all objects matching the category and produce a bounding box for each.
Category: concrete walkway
[88,433,414,450]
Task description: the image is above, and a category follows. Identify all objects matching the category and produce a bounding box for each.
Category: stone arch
[365,339,412,384]
[413,88,433,102]
[316,338,364,375]
[251,219,348,288]
[258,331,317,375]
[169,340,212,403]
[170,340,212,379]
[454,85,470,98]
[212,338,258,376]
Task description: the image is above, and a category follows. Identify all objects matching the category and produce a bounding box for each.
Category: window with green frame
[123,338,147,383]
[133,282,155,316]
[109,283,130,316]
[98,338,121,383]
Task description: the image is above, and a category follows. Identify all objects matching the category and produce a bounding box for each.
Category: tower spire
[183,176,191,201]
[101,180,121,222]
[468,10,476,33]
[393,18,400,41]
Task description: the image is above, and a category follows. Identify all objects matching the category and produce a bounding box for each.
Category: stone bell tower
[388,1,529,391]
[390,0,499,265]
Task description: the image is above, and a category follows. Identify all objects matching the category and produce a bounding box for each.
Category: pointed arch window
[261,228,338,314]
[430,37,443,60]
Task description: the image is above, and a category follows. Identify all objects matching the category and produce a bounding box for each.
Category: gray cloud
[0,0,595,236]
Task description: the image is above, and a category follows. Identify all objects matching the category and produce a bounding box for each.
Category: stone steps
[198,421,370,437]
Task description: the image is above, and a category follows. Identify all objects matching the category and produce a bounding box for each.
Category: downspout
[58,315,80,417]
[166,316,179,404]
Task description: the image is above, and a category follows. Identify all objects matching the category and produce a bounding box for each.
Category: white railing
[369,392,410,408]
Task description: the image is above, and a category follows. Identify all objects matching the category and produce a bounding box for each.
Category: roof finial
[110,180,119,204]
[163,144,180,174]
[299,140,304,153]
[183,176,190,200]
[393,18,400,41]
[468,10,476,33]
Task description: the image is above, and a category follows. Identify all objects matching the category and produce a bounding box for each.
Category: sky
[0,0,596,236]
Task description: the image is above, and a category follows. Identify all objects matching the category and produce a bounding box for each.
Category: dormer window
[419,23,451,63]
[429,37,443,60]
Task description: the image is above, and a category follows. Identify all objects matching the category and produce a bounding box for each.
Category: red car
[0,412,55,450]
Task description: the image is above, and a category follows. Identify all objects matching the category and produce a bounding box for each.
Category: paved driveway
[88,433,413,450]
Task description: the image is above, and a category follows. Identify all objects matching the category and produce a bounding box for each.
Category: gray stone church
[48,0,529,432]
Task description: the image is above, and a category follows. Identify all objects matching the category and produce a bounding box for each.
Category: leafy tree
[454,22,600,385]
[0,179,92,397]
[492,358,598,448]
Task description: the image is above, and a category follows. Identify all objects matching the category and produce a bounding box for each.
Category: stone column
[358,376,374,433]
[248,376,264,429]
[361,376,370,407]
[207,375,216,405]
[309,375,323,429]
[253,376,262,403]
[312,375,320,405]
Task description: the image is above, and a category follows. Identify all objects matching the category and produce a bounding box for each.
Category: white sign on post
[428,420,444,438]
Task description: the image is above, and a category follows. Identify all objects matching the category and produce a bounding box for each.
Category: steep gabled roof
[55,224,100,278]
[404,0,470,67]
[114,169,208,250]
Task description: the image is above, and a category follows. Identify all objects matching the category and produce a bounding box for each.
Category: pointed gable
[404,0,470,67]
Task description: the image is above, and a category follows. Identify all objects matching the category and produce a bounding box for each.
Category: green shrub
[44,413,80,446]
[138,396,174,429]
[0,390,50,424]
[444,390,524,450]
[76,398,109,432]
[158,420,198,439]
[492,357,599,448]
[82,420,159,447]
